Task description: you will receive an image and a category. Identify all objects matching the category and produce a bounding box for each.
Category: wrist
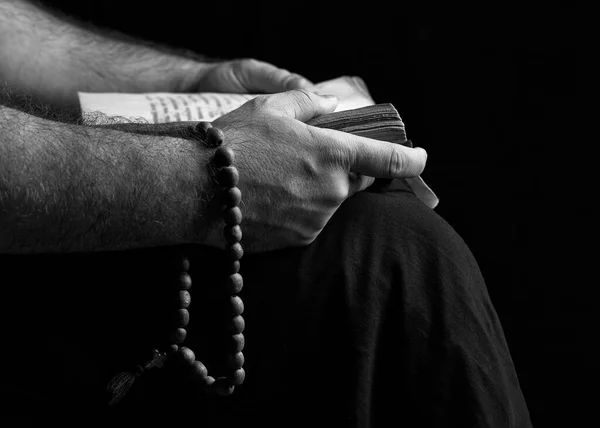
[187,122,239,249]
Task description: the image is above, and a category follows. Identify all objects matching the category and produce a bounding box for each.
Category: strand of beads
[168,122,245,397]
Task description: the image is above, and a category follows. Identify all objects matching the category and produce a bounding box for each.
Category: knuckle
[348,172,365,195]
[247,94,268,111]
[388,148,406,175]
[229,58,247,73]
[295,88,312,97]
[293,88,314,105]
[338,184,352,202]
[235,58,257,69]
[324,176,351,205]
[243,58,261,66]
[231,58,262,84]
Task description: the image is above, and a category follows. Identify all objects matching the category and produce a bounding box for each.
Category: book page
[79,76,374,125]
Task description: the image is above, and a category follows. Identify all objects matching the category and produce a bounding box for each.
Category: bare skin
[0,0,427,254]
[0,0,314,108]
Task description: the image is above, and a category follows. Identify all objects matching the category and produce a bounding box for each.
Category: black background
[40,1,585,425]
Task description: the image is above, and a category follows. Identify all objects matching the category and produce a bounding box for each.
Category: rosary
[107,122,245,404]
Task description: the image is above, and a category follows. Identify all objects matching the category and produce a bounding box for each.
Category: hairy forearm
[0,0,204,107]
[0,104,211,254]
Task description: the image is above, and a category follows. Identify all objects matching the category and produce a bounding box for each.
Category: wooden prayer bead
[195,122,212,137]
[226,243,244,261]
[213,377,235,396]
[216,166,239,188]
[190,360,208,380]
[228,315,245,334]
[176,308,189,327]
[161,122,248,400]
[171,327,187,344]
[179,290,191,309]
[223,206,242,225]
[226,273,244,294]
[178,346,196,365]
[227,260,241,274]
[203,375,216,388]
[223,225,242,244]
[206,127,224,147]
[221,187,242,207]
[179,272,192,290]
[213,146,235,167]
[230,333,245,353]
[230,295,244,316]
[227,352,245,370]
[231,368,245,386]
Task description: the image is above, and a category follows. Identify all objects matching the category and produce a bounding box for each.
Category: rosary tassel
[106,349,168,406]
[106,368,141,406]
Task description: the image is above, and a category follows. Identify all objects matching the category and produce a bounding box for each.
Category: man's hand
[180,58,315,94]
[0,1,313,106]
[208,90,428,253]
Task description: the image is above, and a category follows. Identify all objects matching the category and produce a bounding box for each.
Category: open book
[78,76,438,208]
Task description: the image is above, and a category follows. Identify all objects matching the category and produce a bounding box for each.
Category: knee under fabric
[0,190,531,427]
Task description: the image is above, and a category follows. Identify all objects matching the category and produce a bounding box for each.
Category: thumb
[348,137,428,178]
[238,59,315,93]
[262,90,339,123]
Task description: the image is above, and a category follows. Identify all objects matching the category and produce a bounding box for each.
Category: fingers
[349,173,376,193]
[345,135,428,178]
[259,90,338,123]
[253,92,426,178]
[284,74,316,91]
[237,59,315,93]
